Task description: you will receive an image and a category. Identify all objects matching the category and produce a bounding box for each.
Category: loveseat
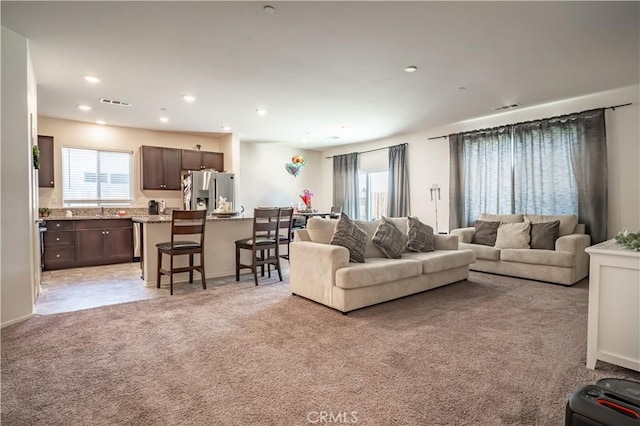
[450,213,590,286]
[289,217,475,313]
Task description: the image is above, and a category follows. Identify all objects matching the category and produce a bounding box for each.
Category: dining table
[293,211,335,226]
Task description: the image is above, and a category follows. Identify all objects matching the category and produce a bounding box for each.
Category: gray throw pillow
[406,216,434,252]
[472,220,500,246]
[530,220,560,250]
[330,213,367,263]
[372,216,408,259]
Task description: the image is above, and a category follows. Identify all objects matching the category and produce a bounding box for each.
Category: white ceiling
[2,1,638,150]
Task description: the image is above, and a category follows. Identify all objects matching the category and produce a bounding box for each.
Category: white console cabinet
[585,239,640,372]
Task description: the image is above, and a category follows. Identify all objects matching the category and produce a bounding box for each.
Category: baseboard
[2,313,35,329]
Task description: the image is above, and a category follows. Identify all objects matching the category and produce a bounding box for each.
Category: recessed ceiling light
[83,75,100,84]
[404,66,418,73]
[159,116,169,123]
[221,126,232,131]
[96,120,106,125]
[182,95,196,102]
[263,5,276,14]
[256,108,268,116]
[77,105,92,111]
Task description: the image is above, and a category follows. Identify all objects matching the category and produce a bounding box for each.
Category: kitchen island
[132,215,253,287]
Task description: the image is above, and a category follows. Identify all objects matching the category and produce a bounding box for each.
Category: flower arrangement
[614,229,640,251]
[300,189,313,210]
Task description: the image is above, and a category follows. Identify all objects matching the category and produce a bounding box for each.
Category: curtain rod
[324,142,407,159]
[426,102,633,140]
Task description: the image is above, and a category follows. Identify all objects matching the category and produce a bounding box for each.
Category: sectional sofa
[289,217,475,313]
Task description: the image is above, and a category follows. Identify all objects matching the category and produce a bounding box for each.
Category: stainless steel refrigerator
[183,171,235,214]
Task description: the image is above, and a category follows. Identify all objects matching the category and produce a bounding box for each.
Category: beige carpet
[2,272,639,425]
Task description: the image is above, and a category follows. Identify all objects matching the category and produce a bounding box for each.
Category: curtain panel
[449,127,512,229]
[332,153,360,218]
[387,144,410,217]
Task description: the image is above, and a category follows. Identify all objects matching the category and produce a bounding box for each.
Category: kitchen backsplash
[43,207,173,218]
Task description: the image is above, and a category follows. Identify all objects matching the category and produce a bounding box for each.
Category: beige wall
[319,85,640,238]
[1,27,37,327]
[38,117,232,210]
[238,142,322,212]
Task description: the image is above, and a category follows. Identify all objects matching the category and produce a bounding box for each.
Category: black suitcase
[565,378,640,426]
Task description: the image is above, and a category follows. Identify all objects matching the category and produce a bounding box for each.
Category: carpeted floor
[2,272,639,425]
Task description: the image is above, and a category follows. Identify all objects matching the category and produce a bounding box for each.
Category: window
[62,147,133,206]
[358,171,388,220]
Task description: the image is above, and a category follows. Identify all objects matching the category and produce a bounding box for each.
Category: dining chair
[156,209,207,295]
[277,207,295,260]
[330,206,342,218]
[235,208,282,286]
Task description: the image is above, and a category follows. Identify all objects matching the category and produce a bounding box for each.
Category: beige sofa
[450,214,590,286]
[289,217,475,313]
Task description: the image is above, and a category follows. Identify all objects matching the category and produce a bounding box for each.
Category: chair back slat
[170,210,207,242]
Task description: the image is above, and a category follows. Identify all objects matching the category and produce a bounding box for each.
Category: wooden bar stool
[278,207,295,260]
[235,208,282,286]
[156,210,207,295]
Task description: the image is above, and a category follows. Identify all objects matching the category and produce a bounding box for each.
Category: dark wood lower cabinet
[44,219,133,270]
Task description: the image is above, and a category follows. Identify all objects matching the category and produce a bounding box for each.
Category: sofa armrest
[555,233,591,254]
[289,241,350,307]
[435,234,459,250]
[556,233,591,281]
[450,227,475,244]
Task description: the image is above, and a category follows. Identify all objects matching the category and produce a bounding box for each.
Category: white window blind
[62,147,133,206]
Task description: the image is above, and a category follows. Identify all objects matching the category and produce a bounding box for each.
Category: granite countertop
[132,215,252,224]
[43,215,136,221]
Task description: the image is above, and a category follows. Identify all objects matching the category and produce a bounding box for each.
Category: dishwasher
[133,222,141,261]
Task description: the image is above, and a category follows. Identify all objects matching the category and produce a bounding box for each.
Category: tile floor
[37,261,289,315]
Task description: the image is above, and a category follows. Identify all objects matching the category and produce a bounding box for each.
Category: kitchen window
[62,147,133,206]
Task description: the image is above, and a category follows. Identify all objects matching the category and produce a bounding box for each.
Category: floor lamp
[430,183,440,234]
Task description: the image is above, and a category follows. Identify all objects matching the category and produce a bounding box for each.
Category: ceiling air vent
[100,98,131,107]
[492,103,520,111]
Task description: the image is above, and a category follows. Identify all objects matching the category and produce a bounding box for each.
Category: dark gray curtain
[449,127,512,229]
[332,153,359,218]
[513,109,607,243]
[387,144,410,217]
[449,108,607,242]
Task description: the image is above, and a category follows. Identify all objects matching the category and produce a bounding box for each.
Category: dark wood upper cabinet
[181,149,224,171]
[141,145,182,190]
[38,135,55,187]
[181,150,203,170]
[201,151,224,171]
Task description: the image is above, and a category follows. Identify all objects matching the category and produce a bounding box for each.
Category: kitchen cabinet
[43,219,133,270]
[43,220,74,270]
[181,149,224,171]
[38,135,55,188]
[141,145,182,190]
[75,219,133,266]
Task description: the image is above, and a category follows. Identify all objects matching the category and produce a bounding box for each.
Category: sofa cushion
[524,214,578,237]
[335,258,422,289]
[530,220,560,250]
[330,213,367,263]
[403,249,475,274]
[479,213,524,223]
[353,220,384,258]
[472,220,500,246]
[306,217,337,244]
[406,216,434,252]
[494,222,530,249]
[459,242,501,261]
[500,249,575,267]
[372,217,408,259]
